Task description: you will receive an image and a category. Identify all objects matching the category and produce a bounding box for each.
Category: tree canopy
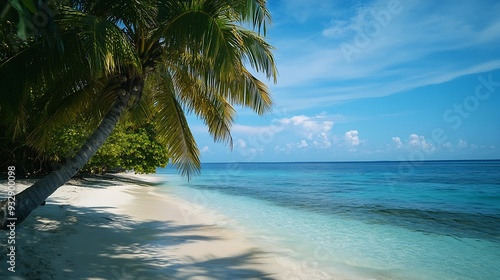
[1,0,277,178]
[0,0,277,227]
[48,119,169,174]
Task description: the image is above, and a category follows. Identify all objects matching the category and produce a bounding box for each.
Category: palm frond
[56,7,141,76]
[156,10,238,74]
[26,78,119,152]
[0,6,141,140]
[194,0,271,34]
[235,0,272,34]
[0,33,89,138]
[227,67,273,115]
[144,70,201,179]
[153,3,276,114]
[168,64,236,148]
[72,0,157,27]
[237,27,277,81]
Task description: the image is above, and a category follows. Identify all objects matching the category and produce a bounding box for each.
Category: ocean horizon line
[197,158,500,165]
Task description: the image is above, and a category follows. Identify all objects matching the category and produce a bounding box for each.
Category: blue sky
[190,0,500,162]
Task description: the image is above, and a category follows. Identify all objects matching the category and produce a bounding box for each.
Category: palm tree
[0,0,277,229]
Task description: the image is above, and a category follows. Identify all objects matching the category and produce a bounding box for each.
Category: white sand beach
[0,174,345,280]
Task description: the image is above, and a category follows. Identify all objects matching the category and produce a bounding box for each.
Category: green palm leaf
[1,0,277,178]
[0,6,141,139]
[145,69,201,178]
[169,64,236,148]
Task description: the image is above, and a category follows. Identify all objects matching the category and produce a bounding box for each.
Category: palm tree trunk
[0,82,139,230]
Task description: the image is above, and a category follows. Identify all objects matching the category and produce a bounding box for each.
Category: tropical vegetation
[0,0,277,229]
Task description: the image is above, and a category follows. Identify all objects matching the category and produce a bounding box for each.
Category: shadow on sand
[67,173,165,189]
[0,200,278,280]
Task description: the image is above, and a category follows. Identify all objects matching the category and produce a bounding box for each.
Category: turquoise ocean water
[155,160,500,280]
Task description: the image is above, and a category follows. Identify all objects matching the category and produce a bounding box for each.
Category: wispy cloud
[232,124,285,135]
[275,60,500,111]
[270,0,500,110]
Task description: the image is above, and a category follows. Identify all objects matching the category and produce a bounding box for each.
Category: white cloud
[298,140,309,148]
[232,114,335,141]
[392,136,403,148]
[229,114,337,156]
[278,115,334,136]
[345,130,361,146]
[390,134,436,152]
[200,146,210,153]
[277,114,334,147]
[408,134,434,152]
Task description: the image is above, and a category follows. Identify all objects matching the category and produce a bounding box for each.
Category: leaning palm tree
[0,0,276,229]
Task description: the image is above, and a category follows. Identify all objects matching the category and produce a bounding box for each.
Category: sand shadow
[0,203,278,280]
[65,174,165,189]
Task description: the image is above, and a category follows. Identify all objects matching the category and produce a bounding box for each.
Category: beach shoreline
[0,173,348,280]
